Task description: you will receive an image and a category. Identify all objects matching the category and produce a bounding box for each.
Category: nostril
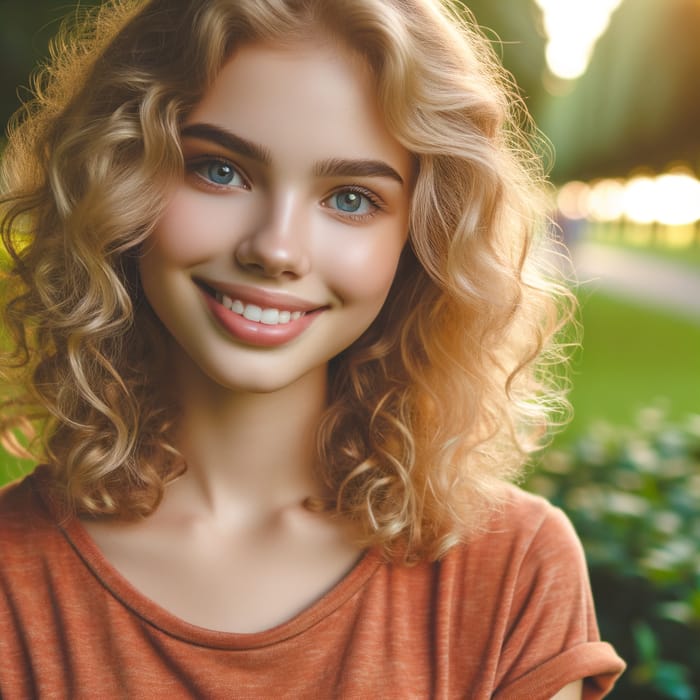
[234,239,310,279]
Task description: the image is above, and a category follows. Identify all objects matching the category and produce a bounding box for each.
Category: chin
[204,359,327,396]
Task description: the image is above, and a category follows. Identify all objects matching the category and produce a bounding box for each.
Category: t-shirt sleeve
[492,503,625,700]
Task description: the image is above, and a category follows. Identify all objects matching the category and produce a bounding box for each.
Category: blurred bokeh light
[534,0,623,80]
[558,171,700,229]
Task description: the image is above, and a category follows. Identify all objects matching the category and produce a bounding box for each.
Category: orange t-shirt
[0,469,624,699]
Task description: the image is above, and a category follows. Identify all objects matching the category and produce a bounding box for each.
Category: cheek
[149,190,231,264]
[320,226,407,304]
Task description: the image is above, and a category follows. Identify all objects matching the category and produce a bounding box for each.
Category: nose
[235,192,311,279]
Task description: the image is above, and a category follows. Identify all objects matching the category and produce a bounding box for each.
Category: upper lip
[195,278,326,312]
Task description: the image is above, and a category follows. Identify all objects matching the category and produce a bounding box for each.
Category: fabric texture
[0,468,624,699]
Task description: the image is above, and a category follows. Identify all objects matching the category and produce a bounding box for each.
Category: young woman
[0,0,624,697]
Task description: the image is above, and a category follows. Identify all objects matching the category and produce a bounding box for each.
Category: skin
[552,680,583,699]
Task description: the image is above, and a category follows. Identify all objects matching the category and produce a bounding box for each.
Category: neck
[165,347,329,522]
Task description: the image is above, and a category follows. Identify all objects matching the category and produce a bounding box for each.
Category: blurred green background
[1,1,699,697]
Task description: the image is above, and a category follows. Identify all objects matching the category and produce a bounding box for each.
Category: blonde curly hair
[1,0,575,561]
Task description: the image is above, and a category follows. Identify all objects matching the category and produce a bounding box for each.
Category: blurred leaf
[633,622,658,664]
[652,662,695,700]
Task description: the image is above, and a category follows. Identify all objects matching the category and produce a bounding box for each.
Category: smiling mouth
[196,282,319,326]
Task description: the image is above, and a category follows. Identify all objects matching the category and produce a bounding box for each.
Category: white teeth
[243,304,262,322]
[214,291,307,325]
[260,308,279,325]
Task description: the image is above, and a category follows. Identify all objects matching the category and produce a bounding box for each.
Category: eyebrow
[313,158,404,185]
[181,123,272,165]
[181,122,404,186]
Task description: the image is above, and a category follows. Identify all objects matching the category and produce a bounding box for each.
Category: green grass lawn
[560,291,700,441]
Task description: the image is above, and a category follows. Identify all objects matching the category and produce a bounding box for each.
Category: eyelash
[185,157,386,221]
[322,186,385,222]
[186,156,249,190]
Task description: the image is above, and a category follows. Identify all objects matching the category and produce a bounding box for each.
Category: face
[139,40,412,394]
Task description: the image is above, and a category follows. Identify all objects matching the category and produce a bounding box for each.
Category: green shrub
[528,407,700,699]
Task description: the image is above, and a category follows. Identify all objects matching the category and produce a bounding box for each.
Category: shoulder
[0,466,65,560]
[445,484,596,630]
[488,481,578,538]
[402,484,592,635]
[445,483,586,579]
[0,470,41,527]
[440,484,624,698]
[466,484,594,624]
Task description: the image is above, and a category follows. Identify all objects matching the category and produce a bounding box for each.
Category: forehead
[184,41,411,178]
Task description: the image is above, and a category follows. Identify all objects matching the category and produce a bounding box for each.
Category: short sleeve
[492,504,625,700]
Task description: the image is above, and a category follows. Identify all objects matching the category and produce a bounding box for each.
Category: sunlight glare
[623,177,657,224]
[535,0,624,80]
[557,181,592,219]
[589,179,626,222]
[560,171,700,231]
[653,173,700,226]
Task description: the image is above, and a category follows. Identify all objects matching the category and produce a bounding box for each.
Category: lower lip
[201,289,323,347]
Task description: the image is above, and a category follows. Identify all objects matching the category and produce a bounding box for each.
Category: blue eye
[334,192,363,212]
[190,158,247,188]
[326,188,378,216]
[208,162,236,185]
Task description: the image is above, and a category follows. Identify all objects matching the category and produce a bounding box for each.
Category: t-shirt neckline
[31,468,383,650]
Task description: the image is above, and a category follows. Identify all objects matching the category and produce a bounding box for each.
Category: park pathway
[572,241,700,323]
